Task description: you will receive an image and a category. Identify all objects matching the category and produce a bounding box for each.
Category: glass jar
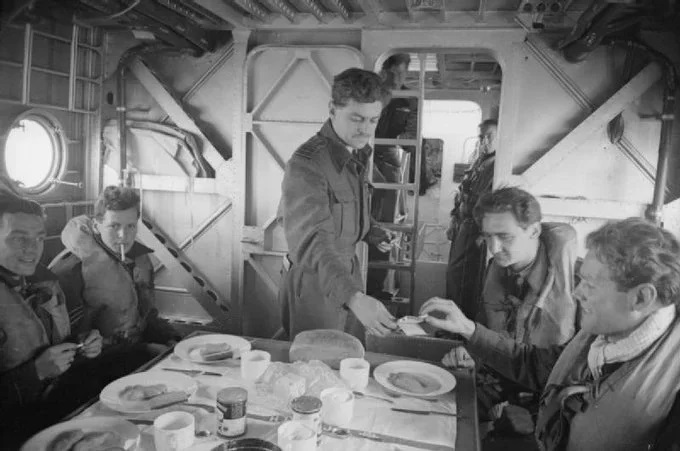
[217,387,248,438]
[291,395,322,445]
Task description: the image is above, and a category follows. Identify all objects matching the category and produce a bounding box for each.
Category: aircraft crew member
[0,192,104,447]
[51,186,178,352]
[278,68,397,341]
[422,217,680,451]
[446,119,497,320]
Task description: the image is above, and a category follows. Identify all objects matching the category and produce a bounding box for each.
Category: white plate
[99,370,198,413]
[21,417,139,451]
[174,334,252,364]
[373,360,456,398]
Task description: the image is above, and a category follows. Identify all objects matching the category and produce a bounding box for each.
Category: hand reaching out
[419,297,476,339]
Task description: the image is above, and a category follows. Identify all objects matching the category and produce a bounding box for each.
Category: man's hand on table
[442,346,476,369]
[347,292,397,336]
[35,343,78,380]
[419,297,476,340]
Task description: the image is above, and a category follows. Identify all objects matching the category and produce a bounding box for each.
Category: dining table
[63,332,480,451]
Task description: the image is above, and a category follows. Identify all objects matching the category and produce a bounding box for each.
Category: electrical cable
[74,0,140,26]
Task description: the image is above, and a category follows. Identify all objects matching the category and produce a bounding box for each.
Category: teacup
[153,411,195,451]
[241,350,271,381]
[320,387,354,428]
[339,358,370,390]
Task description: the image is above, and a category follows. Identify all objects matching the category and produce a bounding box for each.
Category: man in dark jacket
[445,119,497,319]
[0,193,105,447]
[278,68,397,341]
[50,186,178,350]
[422,217,680,451]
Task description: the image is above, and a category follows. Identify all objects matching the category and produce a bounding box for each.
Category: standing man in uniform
[278,68,397,340]
[446,119,498,320]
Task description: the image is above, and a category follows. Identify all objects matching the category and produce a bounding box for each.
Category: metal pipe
[647,72,676,224]
[117,64,127,186]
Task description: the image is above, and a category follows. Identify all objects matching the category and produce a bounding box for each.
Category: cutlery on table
[391,407,458,417]
[322,424,454,450]
[246,412,290,423]
[128,419,211,437]
[352,391,394,404]
[161,368,223,377]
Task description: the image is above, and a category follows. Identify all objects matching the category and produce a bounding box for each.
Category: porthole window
[2,112,64,194]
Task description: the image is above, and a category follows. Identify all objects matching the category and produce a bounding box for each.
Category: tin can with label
[291,395,322,445]
[217,387,248,438]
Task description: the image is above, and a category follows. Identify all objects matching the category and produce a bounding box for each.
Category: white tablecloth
[77,352,457,450]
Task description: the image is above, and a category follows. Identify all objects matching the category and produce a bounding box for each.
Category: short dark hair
[473,187,542,229]
[331,68,391,108]
[479,119,498,132]
[94,186,140,220]
[381,53,411,72]
[586,217,680,307]
[0,194,44,221]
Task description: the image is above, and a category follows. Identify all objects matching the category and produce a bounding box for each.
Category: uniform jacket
[467,317,680,451]
[279,120,374,338]
[0,265,70,407]
[50,215,176,345]
[480,222,578,347]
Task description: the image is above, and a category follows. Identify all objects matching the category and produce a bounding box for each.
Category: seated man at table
[448,187,578,437]
[0,192,107,446]
[421,217,680,450]
[50,185,179,353]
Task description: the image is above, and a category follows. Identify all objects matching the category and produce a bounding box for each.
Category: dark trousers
[446,220,486,320]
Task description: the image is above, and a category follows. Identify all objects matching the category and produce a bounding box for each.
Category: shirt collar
[319,120,372,172]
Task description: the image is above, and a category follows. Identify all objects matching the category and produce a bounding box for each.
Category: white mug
[153,411,195,451]
[320,387,354,428]
[339,358,369,390]
[240,350,271,381]
[277,420,317,451]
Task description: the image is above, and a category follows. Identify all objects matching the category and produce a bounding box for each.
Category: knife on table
[323,425,455,451]
[161,368,223,377]
[391,407,459,417]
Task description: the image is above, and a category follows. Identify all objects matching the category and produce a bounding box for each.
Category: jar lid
[218,387,248,404]
[291,395,322,414]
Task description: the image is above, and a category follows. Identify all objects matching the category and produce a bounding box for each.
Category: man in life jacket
[50,186,178,354]
[421,217,680,451]
[0,192,104,446]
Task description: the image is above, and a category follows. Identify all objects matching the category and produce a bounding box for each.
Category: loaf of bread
[289,329,364,370]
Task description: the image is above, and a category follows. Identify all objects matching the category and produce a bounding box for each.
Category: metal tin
[291,395,322,445]
[217,387,248,438]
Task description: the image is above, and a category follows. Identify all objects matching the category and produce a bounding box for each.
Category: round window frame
[1,109,66,195]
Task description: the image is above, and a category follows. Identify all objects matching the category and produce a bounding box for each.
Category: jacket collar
[319,120,372,172]
[0,263,58,290]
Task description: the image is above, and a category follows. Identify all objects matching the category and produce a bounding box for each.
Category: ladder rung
[368,261,413,270]
[371,183,417,190]
[377,222,416,232]
[391,90,419,98]
[374,138,418,147]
